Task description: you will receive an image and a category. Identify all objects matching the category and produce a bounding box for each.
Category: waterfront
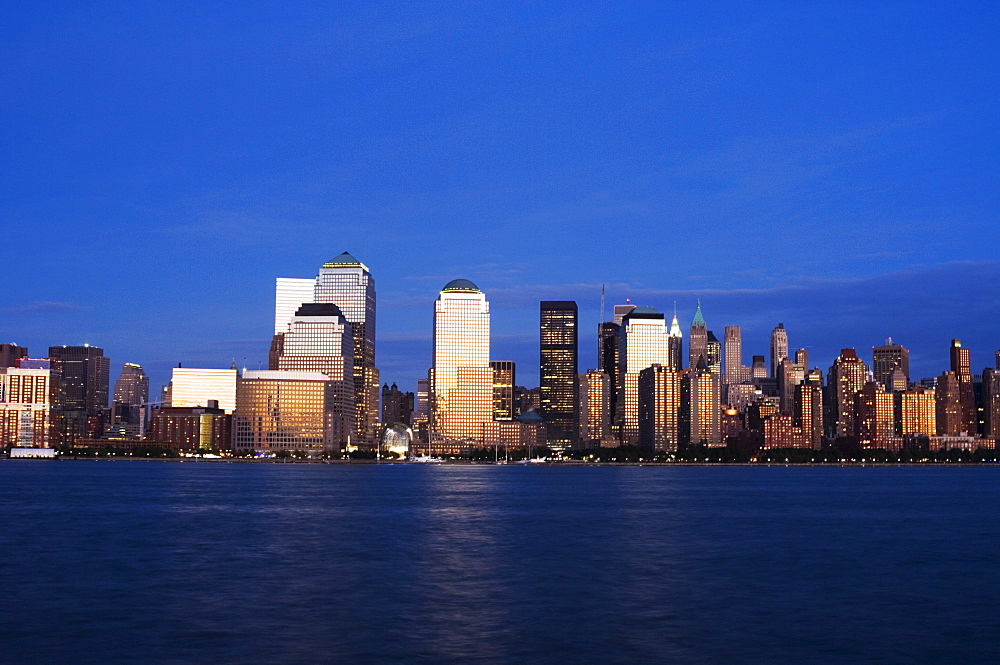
[3,462,999,664]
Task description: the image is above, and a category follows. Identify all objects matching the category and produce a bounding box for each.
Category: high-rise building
[827,349,868,437]
[935,371,967,436]
[770,324,788,379]
[687,357,721,446]
[490,361,516,421]
[430,279,492,453]
[723,326,744,378]
[233,370,348,454]
[705,331,721,375]
[901,386,936,436]
[794,381,824,449]
[578,369,612,446]
[274,253,379,446]
[855,381,896,449]
[794,348,809,372]
[540,301,578,451]
[638,364,681,452]
[168,368,237,414]
[598,322,621,424]
[313,253,379,446]
[619,307,669,444]
[1,343,28,368]
[751,356,767,380]
[949,339,976,434]
[688,301,707,371]
[668,312,683,370]
[111,362,149,432]
[872,338,910,392]
[0,365,59,448]
[48,344,110,442]
[150,404,231,453]
[981,367,1000,439]
[778,357,804,414]
[613,303,636,325]
[381,383,414,427]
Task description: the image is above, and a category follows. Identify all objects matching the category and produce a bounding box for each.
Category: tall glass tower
[431,279,492,453]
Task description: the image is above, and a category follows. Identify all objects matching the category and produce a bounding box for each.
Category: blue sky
[3,2,998,393]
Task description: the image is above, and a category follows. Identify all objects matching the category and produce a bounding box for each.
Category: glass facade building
[539,301,578,451]
[619,308,669,444]
[169,368,238,414]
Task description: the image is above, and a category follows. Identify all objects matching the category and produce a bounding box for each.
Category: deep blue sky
[3,2,999,394]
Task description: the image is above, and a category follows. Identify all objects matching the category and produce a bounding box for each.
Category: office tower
[723,326,750,382]
[872,338,910,391]
[150,404,231,453]
[794,382,824,449]
[705,331,721,374]
[381,383,414,426]
[981,367,1000,439]
[901,386,936,436]
[540,301,578,451]
[313,253,379,446]
[1,343,28,368]
[490,361,516,421]
[688,301,707,371]
[855,381,896,449]
[168,368,237,414]
[0,364,59,448]
[48,344,110,442]
[827,349,869,437]
[613,303,636,325]
[619,307,669,443]
[778,358,804,414]
[269,278,316,368]
[794,348,809,371]
[687,357,721,446]
[668,313,683,370]
[751,356,767,379]
[638,364,681,452]
[111,362,149,433]
[598,322,621,422]
[948,339,977,434]
[578,369,612,446]
[770,323,788,379]
[935,371,967,435]
[430,279,492,452]
[233,370,347,454]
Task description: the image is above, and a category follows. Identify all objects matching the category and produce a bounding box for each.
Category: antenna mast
[600,284,606,323]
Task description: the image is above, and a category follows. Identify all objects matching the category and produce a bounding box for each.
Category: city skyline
[3,3,999,393]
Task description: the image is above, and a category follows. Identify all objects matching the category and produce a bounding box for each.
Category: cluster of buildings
[3,251,1000,458]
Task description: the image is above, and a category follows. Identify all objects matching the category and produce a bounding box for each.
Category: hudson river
[3,461,999,664]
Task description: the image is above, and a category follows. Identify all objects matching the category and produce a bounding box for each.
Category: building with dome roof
[430,279,493,453]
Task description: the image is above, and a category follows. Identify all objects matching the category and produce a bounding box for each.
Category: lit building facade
[901,386,937,436]
[578,369,612,446]
[638,364,681,452]
[111,362,148,432]
[855,381,896,449]
[540,301,578,451]
[619,307,669,444]
[668,313,683,370]
[233,370,347,454]
[948,339,977,434]
[48,344,110,442]
[150,405,231,453]
[687,357,721,446]
[0,365,59,448]
[828,349,869,437]
[169,368,238,414]
[688,301,707,371]
[431,279,492,453]
[490,361,516,421]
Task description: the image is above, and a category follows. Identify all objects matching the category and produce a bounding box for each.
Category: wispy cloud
[2,301,89,314]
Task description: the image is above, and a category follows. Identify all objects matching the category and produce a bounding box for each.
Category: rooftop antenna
[600,284,606,323]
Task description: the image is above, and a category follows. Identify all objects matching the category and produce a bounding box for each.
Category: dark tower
[47,344,111,443]
[540,301,578,451]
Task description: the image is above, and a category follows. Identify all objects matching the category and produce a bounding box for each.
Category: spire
[692,299,706,327]
[669,313,683,338]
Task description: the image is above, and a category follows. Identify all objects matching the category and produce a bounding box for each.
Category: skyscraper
[688,301,707,371]
[827,349,868,437]
[48,344,110,442]
[948,339,976,434]
[0,343,28,368]
[619,307,669,443]
[598,321,621,424]
[490,360,516,421]
[770,323,788,379]
[668,312,683,370]
[168,368,238,414]
[578,369,612,446]
[872,338,910,391]
[111,362,148,430]
[314,253,379,446]
[705,331,721,374]
[431,279,492,453]
[638,363,681,452]
[724,326,742,378]
[540,301,578,451]
[687,357,721,446]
